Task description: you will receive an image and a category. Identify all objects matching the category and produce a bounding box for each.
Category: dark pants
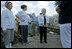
[19,25,28,43]
[39,26,47,42]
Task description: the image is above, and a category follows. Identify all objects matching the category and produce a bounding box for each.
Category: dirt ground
[13,33,62,48]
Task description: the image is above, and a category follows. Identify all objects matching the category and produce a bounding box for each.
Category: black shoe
[44,41,47,43]
[40,41,43,43]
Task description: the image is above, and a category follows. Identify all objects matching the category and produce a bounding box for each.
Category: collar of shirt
[5,8,13,13]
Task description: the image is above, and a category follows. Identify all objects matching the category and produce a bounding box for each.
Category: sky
[1,1,58,17]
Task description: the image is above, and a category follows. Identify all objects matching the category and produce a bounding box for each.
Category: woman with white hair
[38,8,49,43]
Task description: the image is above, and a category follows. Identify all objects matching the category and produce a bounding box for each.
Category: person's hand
[3,30,7,35]
[46,23,49,27]
[42,25,45,27]
[14,28,17,32]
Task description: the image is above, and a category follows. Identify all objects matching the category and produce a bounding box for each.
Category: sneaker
[9,43,12,48]
[5,45,10,48]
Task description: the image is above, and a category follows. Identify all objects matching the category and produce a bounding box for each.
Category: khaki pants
[31,22,36,35]
[4,29,14,45]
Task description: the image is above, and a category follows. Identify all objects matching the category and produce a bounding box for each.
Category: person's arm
[16,15,24,22]
[1,10,7,34]
[46,16,49,25]
[15,18,19,22]
[14,18,17,32]
[32,13,36,22]
[38,15,43,26]
[38,16,40,25]
[28,17,31,24]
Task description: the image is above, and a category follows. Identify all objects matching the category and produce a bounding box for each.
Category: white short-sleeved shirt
[16,11,28,25]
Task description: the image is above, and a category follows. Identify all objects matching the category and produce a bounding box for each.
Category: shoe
[5,44,10,48]
[9,43,12,48]
[40,41,43,43]
[22,43,27,46]
[44,41,47,43]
